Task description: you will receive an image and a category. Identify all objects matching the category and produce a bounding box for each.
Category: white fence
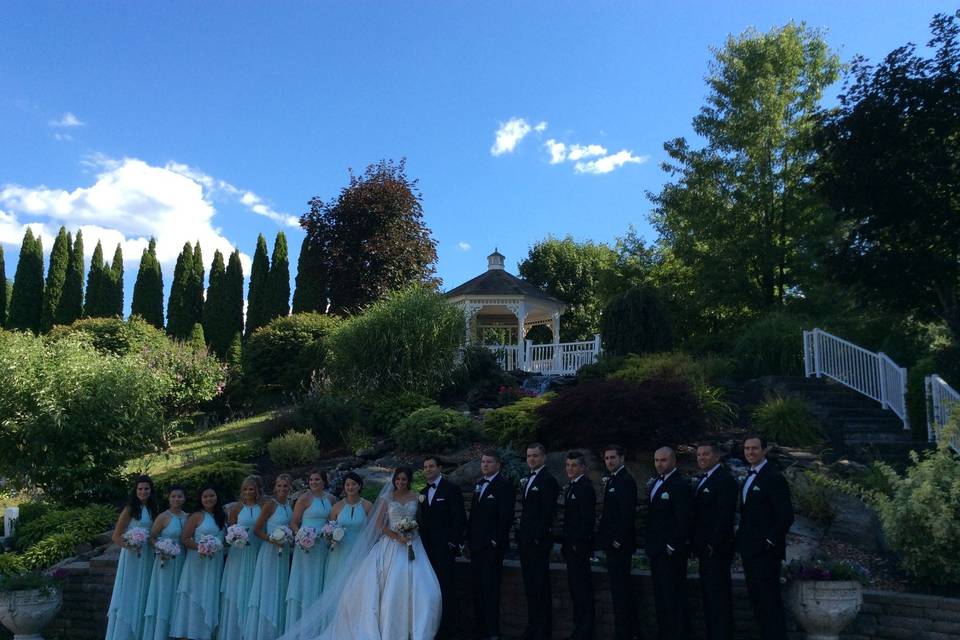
[803,328,909,429]
[484,344,521,371]
[925,374,960,453]
[481,335,601,375]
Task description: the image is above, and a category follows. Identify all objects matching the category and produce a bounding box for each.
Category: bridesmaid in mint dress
[245,474,295,640]
[168,486,227,640]
[104,475,158,640]
[323,471,373,587]
[219,475,263,640]
[285,469,335,628]
[141,486,189,640]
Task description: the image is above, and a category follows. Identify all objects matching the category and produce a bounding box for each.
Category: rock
[94,532,113,547]
[356,439,392,460]
[825,493,882,552]
[372,456,408,469]
[447,459,482,487]
[332,456,365,471]
[829,459,869,478]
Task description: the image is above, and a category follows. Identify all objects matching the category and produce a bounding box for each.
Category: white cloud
[53,133,73,142]
[545,139,567,164]
[566,144,607,161]
[458,241,471,251]
[49,112,84,128]
[533,121,548,132]
[574,150,649,175]
[491,118,533,156]
[0,156,257,273]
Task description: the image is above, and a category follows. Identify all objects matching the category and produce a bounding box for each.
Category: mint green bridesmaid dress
[104,506,154,640]
[141,511,187,640]
[285,493,333,628]
[219,503,262,640]
[168,512,225,640]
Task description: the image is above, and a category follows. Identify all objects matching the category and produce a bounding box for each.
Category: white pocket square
[703,488,711,493]
[752,485,761,492]
[436,498,445,502]
[531,486,540,492]
[608,488,616,493]
[486,494,495,499]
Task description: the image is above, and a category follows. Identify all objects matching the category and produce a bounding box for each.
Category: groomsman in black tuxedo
[645,447,692,640]
[467,449,517,640]
[420,456,466,640]
[517,442,559,640]
[736,435,795,640]
[692,443,737,640]
[561,450,596,640]
[596,444,638,640]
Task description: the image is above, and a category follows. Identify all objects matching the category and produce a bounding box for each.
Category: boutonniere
[601,476,610,486]
[661,492,670,500]
[520,477,529,488]
[607,487,616,493]
[474,484,482,493]
[418,495,425,504]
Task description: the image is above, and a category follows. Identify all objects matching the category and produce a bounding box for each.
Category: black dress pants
[649,551,688,640]
[563,545,594,640]
[698,549,733,640]
[470,547,505,638]
[742,551,787,640]
[605,548,637,640]
[519,540,552,640]
[427,543,459,639]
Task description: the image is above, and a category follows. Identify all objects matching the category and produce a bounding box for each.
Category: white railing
[803,328,909,429]
[484,344,521,371]
[525,336,601,375]
[925,374,960,453]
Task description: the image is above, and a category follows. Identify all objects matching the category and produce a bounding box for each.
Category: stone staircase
[761,376,931,466]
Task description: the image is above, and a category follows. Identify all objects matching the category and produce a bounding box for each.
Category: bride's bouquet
[122,527,149,557]
[225,525,249,548]
[295,526,319,553]
[197,535,223,559]
[154,538,181,568]
[270,525,294,555]
[321,521,345,551]
[396,517,418,561]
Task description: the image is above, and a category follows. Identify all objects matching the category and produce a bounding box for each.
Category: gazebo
[445,250,601,374]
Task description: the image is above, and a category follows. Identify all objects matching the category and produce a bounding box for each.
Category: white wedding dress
[279,494,442,640]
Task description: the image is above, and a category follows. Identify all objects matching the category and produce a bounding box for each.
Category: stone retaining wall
[38,549,960,640]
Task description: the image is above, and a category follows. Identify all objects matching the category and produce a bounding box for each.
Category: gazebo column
[516,302,528,371]
[551,311,561,344]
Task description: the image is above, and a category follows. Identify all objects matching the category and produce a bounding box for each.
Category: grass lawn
[124,410,280,477]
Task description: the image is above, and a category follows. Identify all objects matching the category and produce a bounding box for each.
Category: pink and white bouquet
[295,527,319,553]
[321,521,345,551]
[269,525,294,554]
[154,538,181,568]
[122,527,150,557]
[396,517,418,561]
[197,534,223,559]
[225,525,249,548]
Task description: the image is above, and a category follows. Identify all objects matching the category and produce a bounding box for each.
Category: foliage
[788,468,836,525]
[443,345,514,409]
[0,246,6,328]
[367,392,435,434]
[8,228,44,333]
[484,393,555,447]
[0,571,61,593]
[600,286,673,356]
[20,533,80,571]
[244,313,340,395]
[647,23,840,342]
[84,240,110,319]
[41,226,70,332]
[732,312,806,377]
[267,430,319,468]
[224,250,245,346]
[58,230,84,326]
[391,405,476,452]
[537,378,705,452]
[131,238,165,329]
[816,11,960,344]
[496,385,536,406]
[266,232,291,322]
[0,332,170,501]
[14,504,115,552]
[107,244,124,318]
[202,250,230,358]
[782,558,870,584]
[292,234,327,314]
[575,354,628,382]
[301,159,439,315]
[246,234,271,337]
[296,393,361,449]
[167,242,199,340]
[907,355,938,442]
[155,460,255,510]
[48,316,168,357]
[751,395,822,446]
[140,338,224,421]
[0,555,23,578]
[327,286,465,397]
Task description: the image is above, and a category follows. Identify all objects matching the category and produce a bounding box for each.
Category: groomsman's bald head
[654,447,677,476]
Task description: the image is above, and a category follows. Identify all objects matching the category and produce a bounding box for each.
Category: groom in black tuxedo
[561,450,596,640]
[420,456,466,640]
[517,442,559,640]
[467,449,516,640]
[596,444,638,640]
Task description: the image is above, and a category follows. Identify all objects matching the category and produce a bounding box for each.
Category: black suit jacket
[419,476,466,553]
[468,473,516,552]
[644,470,693,557]
[736,461,794,560]
[518,468,560,546]
[596,467,638,553]
[691,466,737,555]
[562,475,596,553]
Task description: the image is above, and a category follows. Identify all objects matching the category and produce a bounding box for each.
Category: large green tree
[648,23,840,338]
[266,232,290,321]
[0,245,6,327]
[292,234,327,313]
[8,228,44,333]
[301,159,438,314]
[224,250,245,342]
[167,242,196,339]
[41,227,70,331]
[107,244,124,317]
[131,238,164,328]
[191,242,204,330]
[816,11,960,344]
[245,234,270,337]
[202,250,231,358]
[57,230,84,325]
[84,241,106,318]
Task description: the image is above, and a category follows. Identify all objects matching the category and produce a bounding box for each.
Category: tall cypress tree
[245,234,270,336]
[191,242,204,329]
[266,231,290,321]
[107,244,124,317]
[225,249,245,342]
[41,226,70,331]
[0,245,7,327]
[203,250,228,358]
[292,234,327,313]
[57,230,84,325]
[8,228,44,333]
[132,238,164,328]
[84,241,105,318]
[167,242,195,339]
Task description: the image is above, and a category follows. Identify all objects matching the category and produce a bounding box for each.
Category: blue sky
[0,2,953,310]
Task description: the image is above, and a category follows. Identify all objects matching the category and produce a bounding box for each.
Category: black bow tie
[427,483,436,489]
[478,478,490,485]
[657,474,666,482]
[747,469,758,476]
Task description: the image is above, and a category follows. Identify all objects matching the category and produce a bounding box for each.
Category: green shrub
[14,504,115,552]
[751,395,822,447]
[0,333,171,502]
[47,316,168,357]
[907,355,937,442]
[732,312,806,378]
[243,313,340,395]
[484,394,555,447]
[21,533,80,570]
[443,345,516,409]
[0,554,24,577]
[296,393,361,449]
[788,469,836,525]
[155,460,255,510]
[600,286,673,356]
[368,392,435,434]
[268,431,319,468]
[575,354,627,382]
[327,286,465,397]
[391,406,476,452]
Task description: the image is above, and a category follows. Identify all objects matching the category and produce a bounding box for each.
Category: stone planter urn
[786,580,863,640]
[0,588,62,639]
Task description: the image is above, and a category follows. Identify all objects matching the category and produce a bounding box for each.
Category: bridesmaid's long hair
[239,474,263,503]
[198,485,227,530]
[126,474,159,520]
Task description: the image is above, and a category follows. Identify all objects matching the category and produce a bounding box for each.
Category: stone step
[843,431,914,444]
[839,418,906,433]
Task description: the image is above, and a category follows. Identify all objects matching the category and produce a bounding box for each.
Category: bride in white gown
[279,467,442,640]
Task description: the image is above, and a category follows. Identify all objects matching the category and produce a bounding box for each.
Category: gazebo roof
[445,250,564,305]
